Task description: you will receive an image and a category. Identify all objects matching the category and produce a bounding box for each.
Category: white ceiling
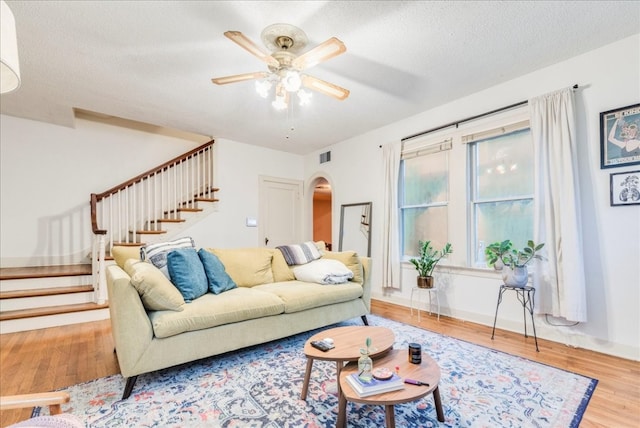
[1,1,639,155]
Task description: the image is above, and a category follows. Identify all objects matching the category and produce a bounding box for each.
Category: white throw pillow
[292,259,354,285]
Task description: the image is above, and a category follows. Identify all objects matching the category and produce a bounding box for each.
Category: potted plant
[409,240,453,288]
[500,240,545,287]
[485,240,513,270]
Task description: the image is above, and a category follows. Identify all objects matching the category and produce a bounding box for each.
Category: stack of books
[345,372,404,397]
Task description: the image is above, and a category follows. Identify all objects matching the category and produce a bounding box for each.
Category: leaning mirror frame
[338,202,372,257]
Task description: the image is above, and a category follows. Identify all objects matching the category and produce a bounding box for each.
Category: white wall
[0,115,197,266]
[180,138,303,248]
[303,34,640,360]
[0,118,302,266]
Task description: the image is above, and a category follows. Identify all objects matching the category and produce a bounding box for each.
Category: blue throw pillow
[198,249,237,294]
[167,248,208,302]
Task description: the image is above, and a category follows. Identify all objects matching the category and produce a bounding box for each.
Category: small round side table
[410,286,440,321]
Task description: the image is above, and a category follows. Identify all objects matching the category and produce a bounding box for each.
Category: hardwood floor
[1,299,638,427]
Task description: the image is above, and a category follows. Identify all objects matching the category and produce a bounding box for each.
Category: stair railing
[90,140,217,303]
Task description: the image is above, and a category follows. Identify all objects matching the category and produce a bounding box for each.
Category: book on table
[345,373,404,397]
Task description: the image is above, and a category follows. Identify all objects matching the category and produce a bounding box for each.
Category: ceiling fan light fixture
[255,80,272,98]
[213,24,349,112]
[282,70,301,92]
[297,89,312,106]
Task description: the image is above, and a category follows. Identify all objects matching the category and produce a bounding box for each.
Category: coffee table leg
[301,357,314,400]
[433,386,445,422]
[336,391,347,428]
[335,361,343,396]
[385,405,396,428]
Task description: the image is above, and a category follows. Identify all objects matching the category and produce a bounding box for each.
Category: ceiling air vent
[320,151,331,164]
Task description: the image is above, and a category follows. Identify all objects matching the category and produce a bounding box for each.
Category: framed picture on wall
[600,103,640,169]
[610,170,640,206]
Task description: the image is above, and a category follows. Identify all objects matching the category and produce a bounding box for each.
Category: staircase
[0,265,109,334]
[0,140,219,333]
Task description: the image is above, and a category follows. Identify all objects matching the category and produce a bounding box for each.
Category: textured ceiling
[1,1,639,155]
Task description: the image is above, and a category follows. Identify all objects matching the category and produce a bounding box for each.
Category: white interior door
[259,176,303,248]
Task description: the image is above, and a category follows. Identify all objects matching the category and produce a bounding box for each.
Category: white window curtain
[529,87,587,322]
[381,141,401,290]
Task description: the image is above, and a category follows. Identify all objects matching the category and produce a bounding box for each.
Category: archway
[312,177,332,250]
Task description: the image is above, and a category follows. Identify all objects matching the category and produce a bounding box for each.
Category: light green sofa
[106,246,371,399]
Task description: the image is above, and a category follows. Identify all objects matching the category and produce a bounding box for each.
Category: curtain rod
[400,84,579,143]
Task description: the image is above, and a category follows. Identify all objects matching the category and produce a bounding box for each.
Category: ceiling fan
[211,24,350,107]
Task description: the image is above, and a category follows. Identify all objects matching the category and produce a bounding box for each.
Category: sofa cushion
[254,281,364,313]
[208,248,274,287]
[148,287,285,338]
[111,245,142,269]
[167,248,209,302]
[321,251,364,284]
[140,237,196,278]
[124,259,185,311]
[276,241,321,266]
[271,249,296,282]
[292,259,354,284]
[198,248,237,294]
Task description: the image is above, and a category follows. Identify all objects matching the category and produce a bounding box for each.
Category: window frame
[399,138,452,260]
[466,123,533,266]
[398,106,532,269]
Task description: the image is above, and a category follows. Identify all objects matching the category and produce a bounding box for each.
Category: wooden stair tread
[111,242,144,247]
[153,218,186,223]
[164,207,203,215]
[132,230,167,235]
[0,285,94,300]
[195,197,219,202]
[0,264,92,280]
[0,302,109,321]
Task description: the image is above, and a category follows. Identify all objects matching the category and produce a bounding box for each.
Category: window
[400,143,450,258]
[399,108,534,268]
[468,126,534,264]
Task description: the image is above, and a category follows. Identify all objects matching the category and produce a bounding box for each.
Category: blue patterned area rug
[36,315,597,427]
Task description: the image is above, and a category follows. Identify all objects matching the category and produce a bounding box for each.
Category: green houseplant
[500,240,545,287]
[485,240,513,270]
[409,240,453,288]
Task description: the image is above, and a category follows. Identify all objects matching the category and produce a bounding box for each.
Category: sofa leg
[122,376,138,400]
[361,315,369,326]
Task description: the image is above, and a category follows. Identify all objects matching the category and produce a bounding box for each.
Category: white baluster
[96,234,107,304]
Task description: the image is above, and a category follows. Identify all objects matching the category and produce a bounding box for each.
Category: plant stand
[491,284,539,352]
[410,286,440,321]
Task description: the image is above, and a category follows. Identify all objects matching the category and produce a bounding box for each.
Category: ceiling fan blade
[224,31,279,68]
[292,37,346,70]
[301,75,350,101]
[211,71,268,85]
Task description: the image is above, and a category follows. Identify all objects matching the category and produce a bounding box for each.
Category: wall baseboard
[371,292,639,362]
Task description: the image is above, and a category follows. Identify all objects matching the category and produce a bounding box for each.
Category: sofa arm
[106,265,154,378]
[359,257,372,312]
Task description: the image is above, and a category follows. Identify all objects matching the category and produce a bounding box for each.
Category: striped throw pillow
[140,237,196,278]
[276,241,322,266]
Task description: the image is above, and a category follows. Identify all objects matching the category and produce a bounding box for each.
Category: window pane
[476,129,533,200]
[402,152,448,205]
[476,200,533,250]
[402,206,448,256]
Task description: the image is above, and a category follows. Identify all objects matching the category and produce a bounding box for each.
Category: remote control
[310,340,334,352]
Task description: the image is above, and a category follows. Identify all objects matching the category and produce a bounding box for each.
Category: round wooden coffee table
[300,326,395,400]
[337,349,445,427]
